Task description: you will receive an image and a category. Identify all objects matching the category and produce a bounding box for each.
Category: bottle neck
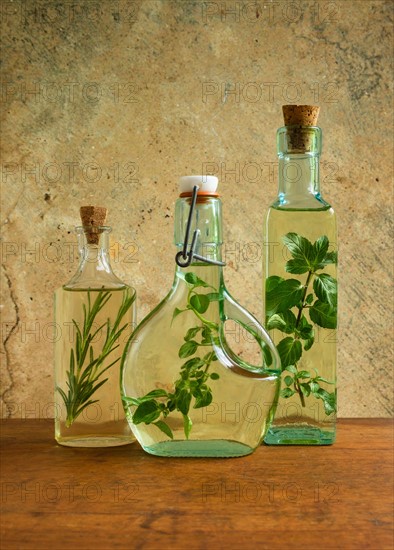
[65,227,125,289]
[174,195,223,264]
[275,125,328,209]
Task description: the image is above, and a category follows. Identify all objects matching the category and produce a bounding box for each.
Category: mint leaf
[266,279,304,316]
[266,275,284,292]
[313,274,337,307]
[312,236,329,266]
[304,337,314,351]
[210,372,220,380]
[277,337,302,369]
[321,251,337,267]
[153,420,173,439]
[133,400,160,424]
[190,293,210,314]
[310,300,337,329]
[283,233,314,264]
[179,340,198,358]
[286,258,310,274]
[296,315,314,340]
[306,293,314,304]
[267,310,297,333]
[283,375,293,386]
[285,365,298,375]
[300,383,311,397]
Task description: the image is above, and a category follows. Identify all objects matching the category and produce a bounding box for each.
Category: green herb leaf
[321,251,338,266]
[280,387,295,398]
[265,279,304,316]
[153,420,173,439]
[276,337,302,369]
[178,340,198,358]
[133,400,160,424]
[210,372,220,380]
[265,275,284,292]
[313,274,337,307]
[300,383,311,397]
[310,300,337,329]
[304,337,314,351]
[266,310,297,333]
[285,365,298,375]
[176,389,192,415]
[306,293,314,305]
[190,293,210,314]
[285,258,310,274]
[172,307,184,322]
[297,370,311,379]
[184,326,201,341]
[185,272,211,288]
[312,236,329,267]
[183,414,193,439]
[194,390,213,408]
[283,233,314,264]
[283,375,293,386]
[296,315,314,340]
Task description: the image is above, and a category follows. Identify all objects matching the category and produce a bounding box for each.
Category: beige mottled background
[1,0,392,418]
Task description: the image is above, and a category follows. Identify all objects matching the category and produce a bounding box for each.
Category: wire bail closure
[175,185,226,268]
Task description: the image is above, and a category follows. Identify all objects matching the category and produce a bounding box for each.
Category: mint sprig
[123,272,220,440]
[265,233,337,415]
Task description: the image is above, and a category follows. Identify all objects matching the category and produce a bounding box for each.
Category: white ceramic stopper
[179,175,218,193]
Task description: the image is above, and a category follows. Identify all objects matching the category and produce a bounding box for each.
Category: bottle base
[56,435,135,448]
[142,439,254,457]
[264,426,335,445]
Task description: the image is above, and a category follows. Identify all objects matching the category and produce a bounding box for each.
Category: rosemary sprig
[57,289,135,427]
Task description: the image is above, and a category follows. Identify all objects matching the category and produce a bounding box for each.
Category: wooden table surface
[1,419,393,550]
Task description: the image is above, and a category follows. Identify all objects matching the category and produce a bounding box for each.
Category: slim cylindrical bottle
[263,106,337,445]
[54,206,136,447]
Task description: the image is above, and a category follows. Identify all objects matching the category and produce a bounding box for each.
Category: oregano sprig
[122,272,220,440]
[265,233,337,415]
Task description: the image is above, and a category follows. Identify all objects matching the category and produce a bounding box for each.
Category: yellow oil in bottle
[263,206,337,444]
[54,286,135,447]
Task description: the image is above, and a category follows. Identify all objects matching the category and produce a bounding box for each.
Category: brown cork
[80,206,107,244]
[282,105,320,151]
[282,105,320,126]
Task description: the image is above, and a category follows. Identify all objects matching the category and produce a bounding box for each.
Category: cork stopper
[80,206,107,244]
[282,105,320,126]
[282,105,320,152]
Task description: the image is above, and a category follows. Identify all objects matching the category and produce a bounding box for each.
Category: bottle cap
[179,175,218,194]
[80,206,108,244]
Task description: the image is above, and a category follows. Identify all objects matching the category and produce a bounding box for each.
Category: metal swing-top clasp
[175,185,226,268]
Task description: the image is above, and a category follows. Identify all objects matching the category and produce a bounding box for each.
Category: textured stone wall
[1,0,392,418]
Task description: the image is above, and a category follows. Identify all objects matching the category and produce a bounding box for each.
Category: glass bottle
[54,206,136,447]
[121,176,281,458]
[263,105,337,445]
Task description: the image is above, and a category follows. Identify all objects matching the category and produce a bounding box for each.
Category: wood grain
[1,419,393,550]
